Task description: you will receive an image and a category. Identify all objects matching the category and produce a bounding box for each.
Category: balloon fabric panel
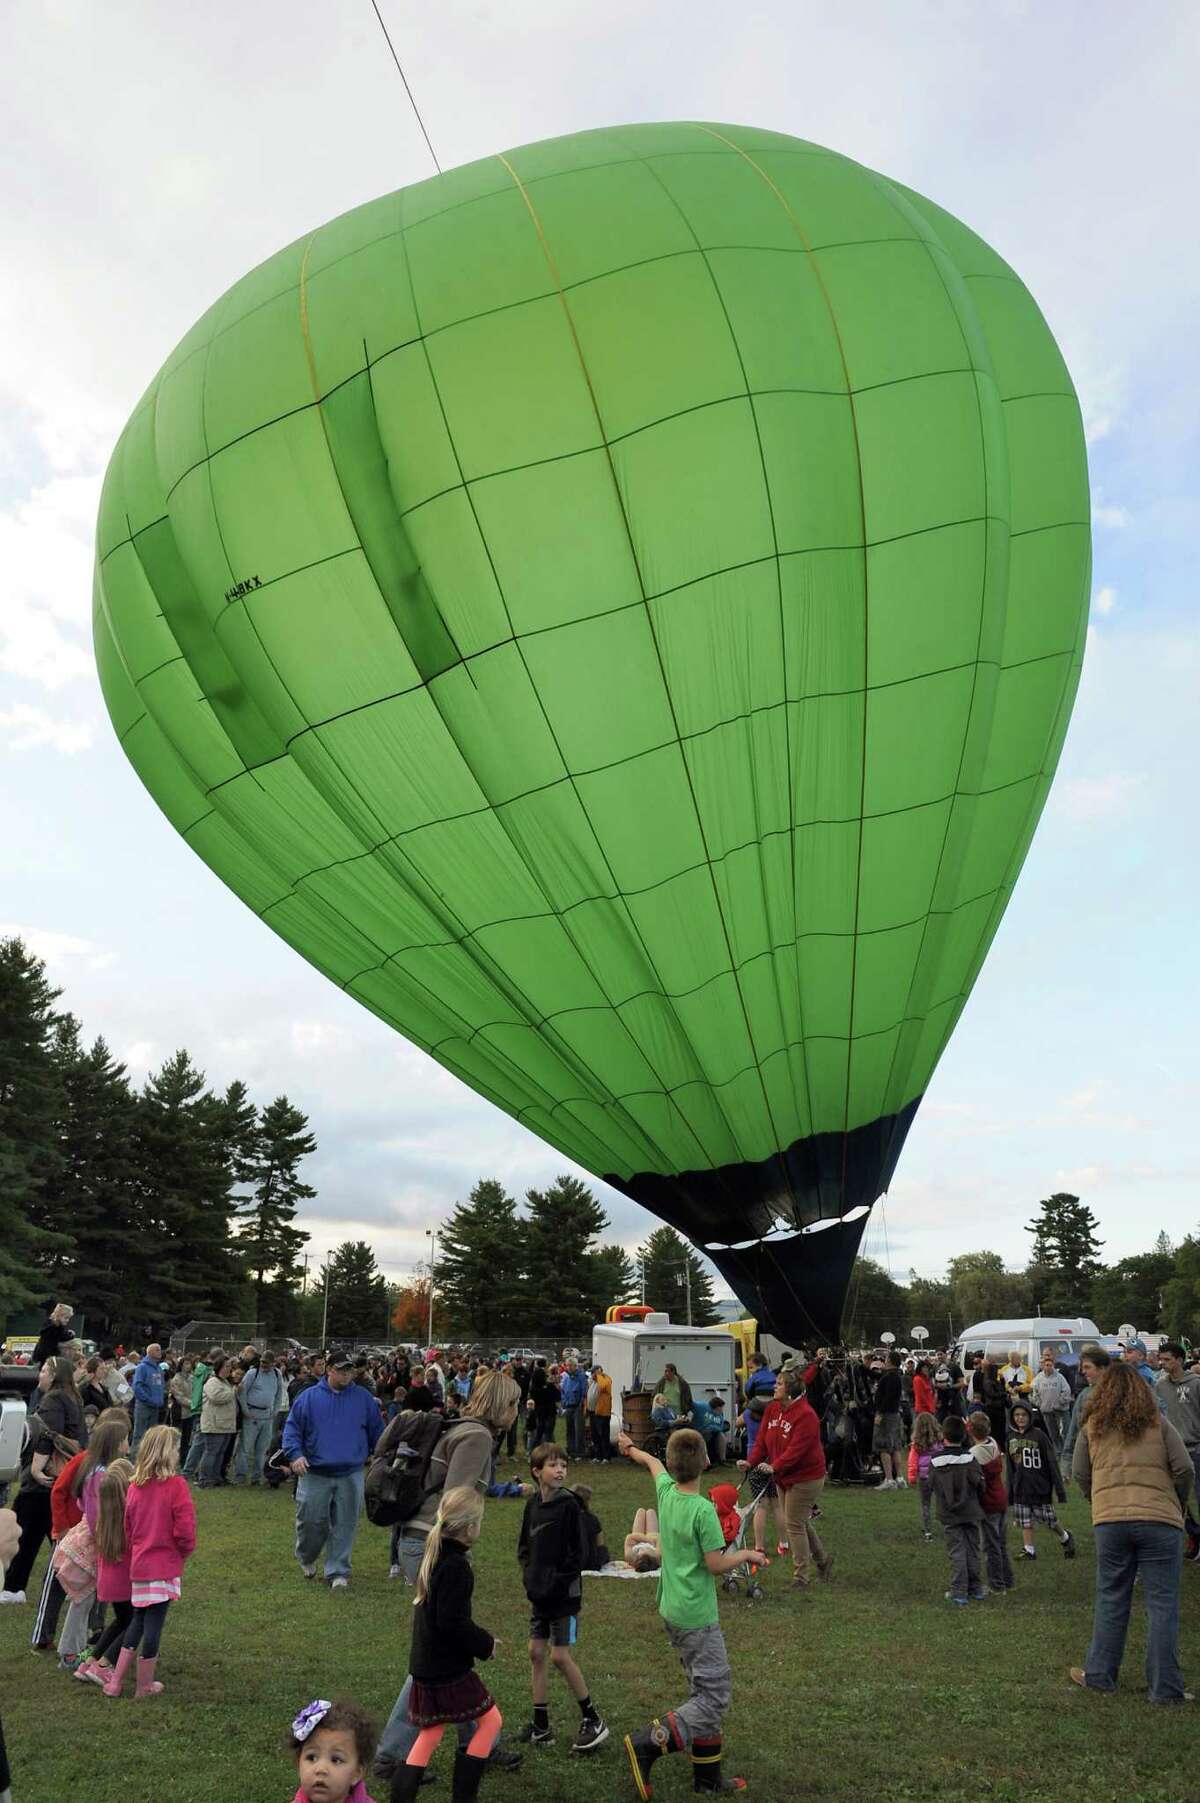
[94,123,1089,1337]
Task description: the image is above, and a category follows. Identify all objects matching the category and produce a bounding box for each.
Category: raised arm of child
[617,1431,665,1480]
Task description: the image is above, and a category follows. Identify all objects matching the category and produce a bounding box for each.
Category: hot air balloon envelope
[93,123,1090,1340]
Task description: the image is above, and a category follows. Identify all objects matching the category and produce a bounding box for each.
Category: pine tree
[41,1020,141,1338]
[586,1243,638,1316]
[135,1051,242,1331]
[523,1174,613,1338]
[320,1240,389,1342]
[235,1095,314,1331]
[1026,1192,1104,1315]
[635,1225,719,1327]
[0,937,71,1313]
[434,1178,523,1338]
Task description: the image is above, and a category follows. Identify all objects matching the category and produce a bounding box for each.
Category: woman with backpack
[375,1368,522,1787]
[0,1356,88,1604]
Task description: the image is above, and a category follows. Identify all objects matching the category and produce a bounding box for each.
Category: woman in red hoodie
[103,1425,195,1699]
[755,1370,834,1589]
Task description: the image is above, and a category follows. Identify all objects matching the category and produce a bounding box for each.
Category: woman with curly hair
[1071,1359,1194,1702]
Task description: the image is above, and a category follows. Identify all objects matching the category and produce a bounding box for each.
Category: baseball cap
[327,1352,355,1371]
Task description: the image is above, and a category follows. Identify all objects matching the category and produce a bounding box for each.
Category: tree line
[843,1191,1200,1347]
[393,1180,720,1343]
[1,936,317,1341]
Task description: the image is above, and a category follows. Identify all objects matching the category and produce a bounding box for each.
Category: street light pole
[320,1257,331,1349]
[684,1255,692,1326]
[425,1227,438,1347]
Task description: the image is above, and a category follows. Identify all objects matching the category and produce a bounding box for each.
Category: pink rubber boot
[102,1646,135,1697]
[135,1654,164,1697]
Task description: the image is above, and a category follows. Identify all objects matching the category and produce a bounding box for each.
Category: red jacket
[973,1443,1008,1515]
[913,1372,936,1417]
[50,1453,87,1540]
[758,1397,825,1488]
[124,1474,196,1583]
[708,1483,741,1545]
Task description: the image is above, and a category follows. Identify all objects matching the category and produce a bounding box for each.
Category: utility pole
[321,1257,331,1349]
[425,1227,438,1347]
[301,1251,310,1298]
[684,1254,692,1326]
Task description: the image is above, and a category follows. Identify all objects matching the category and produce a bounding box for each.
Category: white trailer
[591,1314,738,1437]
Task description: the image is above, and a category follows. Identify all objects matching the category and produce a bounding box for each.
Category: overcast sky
[2,2,1196,1312]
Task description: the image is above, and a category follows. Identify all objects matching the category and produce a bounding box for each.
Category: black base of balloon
[603,1096,921,1342]
[704,1220,868,1345]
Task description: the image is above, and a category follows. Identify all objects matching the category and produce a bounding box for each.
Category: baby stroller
[716,1477,770,1604]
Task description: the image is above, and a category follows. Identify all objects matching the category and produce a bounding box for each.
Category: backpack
[364,1409,448,1527]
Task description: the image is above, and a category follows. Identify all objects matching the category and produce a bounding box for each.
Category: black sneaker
[1061,1531,1076,1560]
[572,1714,609,1754]
[1021,1547,1037,1559]
[515,1721,554,1747]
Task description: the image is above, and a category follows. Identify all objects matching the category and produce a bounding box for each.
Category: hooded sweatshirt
[969,1435,1008,1514]
[929,1445,984,1526]
[518,1484,588,1618]
[757,1395,825,1488]
[708,1482,741,1545]
[1006,1414,1065,1507]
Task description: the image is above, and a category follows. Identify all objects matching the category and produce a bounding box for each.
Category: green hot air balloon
[93,123,1089,1340]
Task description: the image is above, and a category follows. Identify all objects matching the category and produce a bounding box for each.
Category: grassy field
[2,1457,1196,1803]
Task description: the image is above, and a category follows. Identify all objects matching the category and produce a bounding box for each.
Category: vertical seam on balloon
[388,171,711,1183]
[690,128,872,1209]
[856,172,1006,1142]
[627,142,818,1214]
[495,146,789,1210]
[303,211,681,1181]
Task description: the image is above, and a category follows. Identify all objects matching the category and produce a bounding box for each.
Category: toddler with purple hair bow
[288,1697,380,1803]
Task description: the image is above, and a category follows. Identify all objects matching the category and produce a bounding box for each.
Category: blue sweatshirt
[132,1356,165,1408]
[282,1377,383,1475]
[559,1369,588,1409]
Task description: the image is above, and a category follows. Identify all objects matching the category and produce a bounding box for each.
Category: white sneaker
[330,1576,349,1590]
[895,1477,908,1489]
[301,1564,317,1579]
[878,1479,894,1491]
[388,1563,402,1580]
[0,1590,26,1603]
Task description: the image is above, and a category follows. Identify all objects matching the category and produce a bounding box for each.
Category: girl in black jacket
[391,1486,501,1803]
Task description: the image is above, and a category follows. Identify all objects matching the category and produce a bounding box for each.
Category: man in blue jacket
[130,1342,165,1455]
[282,1352,382,1588]
[559,1358,588,1458]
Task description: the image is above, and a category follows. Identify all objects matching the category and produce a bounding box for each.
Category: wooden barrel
[621,1387,652,1447]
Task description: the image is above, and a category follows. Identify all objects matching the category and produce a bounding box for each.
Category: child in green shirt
[618,1426,765,1795]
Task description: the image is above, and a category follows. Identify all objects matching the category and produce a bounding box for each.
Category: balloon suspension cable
[369,0,442,173]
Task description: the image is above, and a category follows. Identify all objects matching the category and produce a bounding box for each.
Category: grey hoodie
[930,1446,984,1526]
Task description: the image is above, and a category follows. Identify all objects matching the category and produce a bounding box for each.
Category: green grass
[2,1462,1196,1803]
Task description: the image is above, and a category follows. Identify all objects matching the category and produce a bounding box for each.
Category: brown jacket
[1072,1418,1192,1528]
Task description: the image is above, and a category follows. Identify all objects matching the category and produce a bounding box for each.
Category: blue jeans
[239,1416,273,1483]
[377,1531,474,1771]
[198,1431,233,1486]
[563,1405,584,1459]
[1085,1520,1186,1701]
[294,1469,364,1580]
[130,1400,160,1454]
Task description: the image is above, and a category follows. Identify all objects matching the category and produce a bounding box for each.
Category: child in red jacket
[103,1426,195,1699]
[707,1482,742,1546]
[754,1370,833,1589]
[968,1411,1014,1592]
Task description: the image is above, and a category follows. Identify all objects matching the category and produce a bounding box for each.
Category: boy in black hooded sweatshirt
[1006,1398,1075,1561]
[516,1442,608,1754]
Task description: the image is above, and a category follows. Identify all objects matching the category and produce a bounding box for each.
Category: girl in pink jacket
[103,1426,196,1699]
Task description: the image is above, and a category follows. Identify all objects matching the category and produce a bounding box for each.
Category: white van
[591,1314,738,1437]
[951,1316,1102,1378]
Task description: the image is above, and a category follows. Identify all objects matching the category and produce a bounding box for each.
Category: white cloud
[0,924,115,971]
[1092,498,1130,530]
[1050,771,1145,824]
[291,1020,353,1056]
[0,702,92,753]
[0,467,103,691]
[1091,586,1117,618]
